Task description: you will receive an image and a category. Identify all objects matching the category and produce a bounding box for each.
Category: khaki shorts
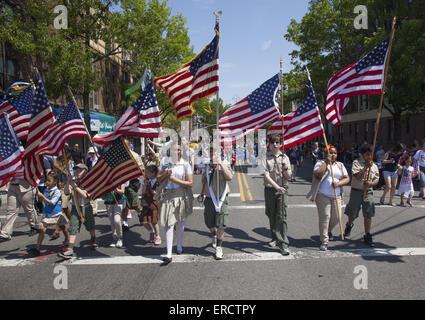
[344,188,375,219]
[41,213,68,228]
[203,196,229,229]
[61,190,71,209]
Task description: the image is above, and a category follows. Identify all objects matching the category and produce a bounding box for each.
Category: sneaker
[149,232,155,243]
[328,232,334,241]
[363,233,375,247]
[215,246,223,260]
[154,236,162,246]
[379,197,385,205]
[58,247,74,259]
[50,232,60,240]
[161,257,172,266]
[319,243,328,251]
[91,239,98,249]
[407,200,413,207]
[177,247,183,255]
[212,234,217,249]
[116,239,123,248]
[279,247,291,256]
[27,248,40,257]
[267,240,277,248]
[399,201,405,207]
[0,235,11,242]
[29,226,39,237]
[109,240,116,247]
[344,223,353,238]
[122,222,129,232]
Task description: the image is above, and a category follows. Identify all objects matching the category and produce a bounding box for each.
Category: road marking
[4,247,425,267]
[236,170,246,202]
[240,168,253,201]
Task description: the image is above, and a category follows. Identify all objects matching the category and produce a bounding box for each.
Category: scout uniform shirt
[351,159,379,190]
[263,152,292,189]
[202,160,233,198]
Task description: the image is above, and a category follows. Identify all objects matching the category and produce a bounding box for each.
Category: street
[1,159,425,300]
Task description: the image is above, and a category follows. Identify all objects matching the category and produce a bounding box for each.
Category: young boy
[344,144,379,246]
[27,174,69,257]
[58,163,97,259]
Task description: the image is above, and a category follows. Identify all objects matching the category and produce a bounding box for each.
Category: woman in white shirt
[158,143,193,265]
[312,146,350,251]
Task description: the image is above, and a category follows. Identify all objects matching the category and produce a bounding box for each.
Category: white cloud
[261,40,272,51]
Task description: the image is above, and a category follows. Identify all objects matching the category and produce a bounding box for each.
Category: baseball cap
[74,163,88,171]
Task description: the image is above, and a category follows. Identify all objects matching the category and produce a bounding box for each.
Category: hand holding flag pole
[63,148,85,223]
[363,16,397,200]
[307,67,344,240]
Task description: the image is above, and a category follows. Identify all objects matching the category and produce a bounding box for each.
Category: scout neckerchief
[206,163,228,213]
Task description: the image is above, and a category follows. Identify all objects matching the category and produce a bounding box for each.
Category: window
[89,90,99,110]
[358,95,369,111]
[0,55,17,93]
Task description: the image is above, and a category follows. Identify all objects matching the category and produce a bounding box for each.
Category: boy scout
[344,144,379,247]
[263,134,292,255]
[199,147,234,260]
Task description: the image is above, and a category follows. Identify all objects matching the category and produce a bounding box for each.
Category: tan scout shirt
[202,160,233,198]
[263,152,292,188]
[351,159,379,190]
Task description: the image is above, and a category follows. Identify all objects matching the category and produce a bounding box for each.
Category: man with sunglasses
[263,134,292,256]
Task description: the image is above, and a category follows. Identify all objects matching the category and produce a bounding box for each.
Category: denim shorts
[383,170,398,179]
[419,167,425,188]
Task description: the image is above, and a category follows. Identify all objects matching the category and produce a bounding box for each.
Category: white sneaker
[215,246,223,260]
[116,239,123,248]
[109,242,116,248]
[212,235,217,248]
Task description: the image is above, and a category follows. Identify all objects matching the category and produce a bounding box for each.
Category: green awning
[89,111,117,134]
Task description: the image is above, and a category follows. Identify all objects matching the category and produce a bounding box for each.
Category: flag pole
[280,58,286,218]
[63,148,85,223]
[306,67,344,240]
[363,16,397,200]
[214,11,221,210]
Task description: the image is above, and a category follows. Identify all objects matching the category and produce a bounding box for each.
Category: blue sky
[167,0,310,106]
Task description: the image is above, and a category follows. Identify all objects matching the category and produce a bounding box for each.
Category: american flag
[325,37,390,126]
[0,87,33,142]
[38,100,89,155]
[93,77,162,147]
[0,114,25,187]
[219,74,281,144]
[268,81,325,148]
[80,138,142,200]
[154,23,219,118]
[23,73,57,186]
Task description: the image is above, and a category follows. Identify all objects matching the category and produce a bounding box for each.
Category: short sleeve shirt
[314,161,348,197]
[350,159,379,190]
[263,152,292,188]
[159,158,192,189]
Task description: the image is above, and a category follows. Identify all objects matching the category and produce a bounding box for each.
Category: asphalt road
[1,159,425,300]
